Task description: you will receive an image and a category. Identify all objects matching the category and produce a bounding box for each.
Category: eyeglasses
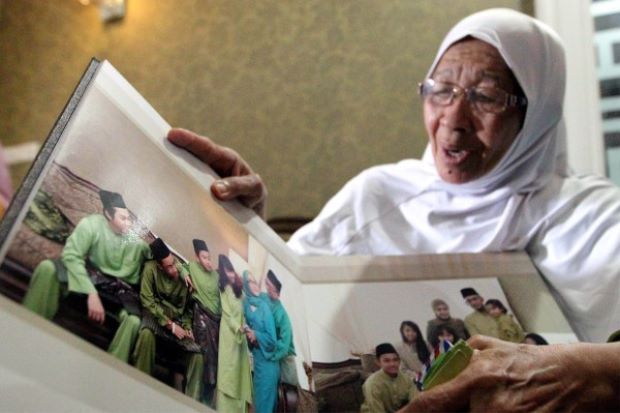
[418,78,527,114]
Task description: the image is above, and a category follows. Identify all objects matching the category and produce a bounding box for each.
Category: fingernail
[214,181,229,196]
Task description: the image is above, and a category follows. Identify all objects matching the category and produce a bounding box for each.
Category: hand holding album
[422,339,473,390]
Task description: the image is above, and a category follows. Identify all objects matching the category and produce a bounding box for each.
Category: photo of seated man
[425,298,469,348]
[183,238,221,407]
[132,237,203,400]
[22,189,150,362]
[361,343,418,413]
[264,269,298,386]
[460,287,499,338]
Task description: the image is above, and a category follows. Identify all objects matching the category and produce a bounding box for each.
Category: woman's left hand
[167,128,267,218]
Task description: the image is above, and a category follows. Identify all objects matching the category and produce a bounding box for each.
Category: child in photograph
[436,325,457,345]
[523,332,549,346]
[216,254,252,413]
[185,238,221,407]
[22,189,150,362]
[132,238,203,399]
[484,299,525,343]
[394,321,431,381]
[361,343,418,413]
[242,270,279,413]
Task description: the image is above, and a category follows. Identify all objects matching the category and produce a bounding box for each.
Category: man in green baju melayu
[461,287,499,338]
[184,238,221,407]
[22,190,150,362]
[132,237,203,400]
[360,343,417,413]
[265,270,298,386]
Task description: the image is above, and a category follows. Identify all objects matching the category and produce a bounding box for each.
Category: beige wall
[0,0,526,220]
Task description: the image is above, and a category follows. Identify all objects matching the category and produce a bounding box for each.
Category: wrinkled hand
[399,335,620,413]
[87,292,105,324]
[167,128,267,218]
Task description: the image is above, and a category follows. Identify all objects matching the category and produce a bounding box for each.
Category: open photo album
[0,60,577,411]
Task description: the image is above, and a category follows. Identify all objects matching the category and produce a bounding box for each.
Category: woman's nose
[439,94,474,133]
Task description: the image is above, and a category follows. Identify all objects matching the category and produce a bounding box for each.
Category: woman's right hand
[167,128,267,218]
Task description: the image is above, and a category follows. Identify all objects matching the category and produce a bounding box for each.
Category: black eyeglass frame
[418,78,528,114]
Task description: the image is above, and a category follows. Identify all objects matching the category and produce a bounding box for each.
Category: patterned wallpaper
[0,0,525,220]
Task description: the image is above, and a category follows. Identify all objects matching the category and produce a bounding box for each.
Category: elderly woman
[168,8,619,412]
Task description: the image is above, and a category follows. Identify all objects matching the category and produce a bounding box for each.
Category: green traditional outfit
[464,310,500,338]
[360,370,417,413]
[216,285,252,413]
[132,260,203,400]
[496,314,525,343]
[268,296,298,385]
[184,260,221,406]
[22,214,150,362]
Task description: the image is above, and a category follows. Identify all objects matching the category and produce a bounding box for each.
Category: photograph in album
[0,60,309,404]
[0,60,577,412]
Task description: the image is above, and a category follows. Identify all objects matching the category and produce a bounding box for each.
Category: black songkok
[375,343,398,359]
[192,239,208,254]
[99,190,126,210]
[460,287,479,299]
[150,238,171,261]
[266,270,282,293]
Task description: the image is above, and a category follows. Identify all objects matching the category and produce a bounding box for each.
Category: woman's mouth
[443,147,470,164]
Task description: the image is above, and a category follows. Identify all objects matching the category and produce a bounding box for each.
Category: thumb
[467,334,513,351]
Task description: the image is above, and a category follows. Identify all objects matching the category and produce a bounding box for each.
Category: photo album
[0,60,577,411]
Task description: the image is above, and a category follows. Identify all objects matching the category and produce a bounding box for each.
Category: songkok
[431,298,448,310]
[460,287,479,299]
[150,238,171,261]
[192,238,208,254]
[266,270,282,293]
[375,343,398,359]
[99,190,126,210]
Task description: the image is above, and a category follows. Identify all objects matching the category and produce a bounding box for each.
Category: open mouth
[443,148,470,163]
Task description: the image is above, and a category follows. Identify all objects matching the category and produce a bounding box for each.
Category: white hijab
[290,8,573,254]
[422,8,569,196]
[290,8,620,342]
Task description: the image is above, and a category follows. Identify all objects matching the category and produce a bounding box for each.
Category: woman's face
[486,304,502,318]
[402,325,417,343]
[225,268,237,284]
[197,250,213,272]
[434,303,450,320]
[247,273,260,296]
[424,39,525,184]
